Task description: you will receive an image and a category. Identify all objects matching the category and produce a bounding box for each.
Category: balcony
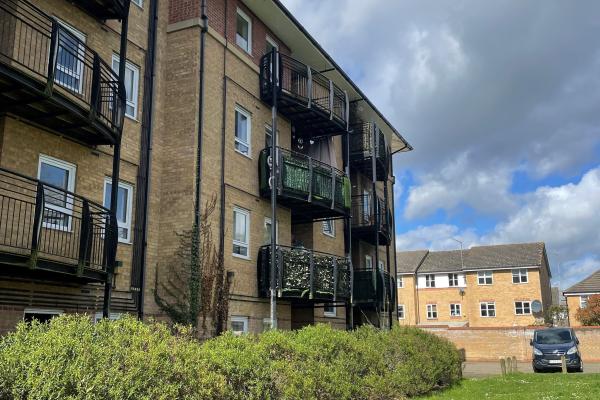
[353,268,396,310]
[257,245,351,302]
[259,147,351,223]
[350,122,390,181]
[0,0,125,146]
[71,0,130,20]
[351,194,392,246]
[0,167,115,282]
[260,52,349,138]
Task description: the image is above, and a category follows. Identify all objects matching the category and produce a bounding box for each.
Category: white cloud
[395,224,480,252]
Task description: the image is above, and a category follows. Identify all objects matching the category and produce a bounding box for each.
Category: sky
[281,0,600,291]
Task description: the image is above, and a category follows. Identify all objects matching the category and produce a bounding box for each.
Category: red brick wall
[422,325,600,362]
[169,0,201,24]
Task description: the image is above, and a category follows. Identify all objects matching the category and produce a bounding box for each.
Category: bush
[0,315,461,399]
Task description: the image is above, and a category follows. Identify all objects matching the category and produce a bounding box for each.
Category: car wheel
[533,367,540,373]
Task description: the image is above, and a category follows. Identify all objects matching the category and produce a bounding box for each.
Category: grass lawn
[421,373,600,399]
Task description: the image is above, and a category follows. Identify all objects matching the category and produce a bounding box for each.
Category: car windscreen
[535,330,572,344]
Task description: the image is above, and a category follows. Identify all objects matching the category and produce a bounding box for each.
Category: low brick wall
[422,325,600,362]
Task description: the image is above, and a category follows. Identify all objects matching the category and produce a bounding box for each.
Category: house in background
[396,243,552,327]
[563,270,600,327]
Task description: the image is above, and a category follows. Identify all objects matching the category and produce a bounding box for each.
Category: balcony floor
[0,64,118,146]
[352,226,392,247]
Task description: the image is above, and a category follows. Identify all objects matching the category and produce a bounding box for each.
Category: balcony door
[362,190,371,224]
[54,19,86,94]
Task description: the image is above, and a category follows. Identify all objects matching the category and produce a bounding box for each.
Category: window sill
[234,148,253,160]
[232,253,251,261]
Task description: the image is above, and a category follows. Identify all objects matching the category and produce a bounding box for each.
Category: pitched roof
[396,250,428,273]
[397,242,547,275]
[564,270,600,294]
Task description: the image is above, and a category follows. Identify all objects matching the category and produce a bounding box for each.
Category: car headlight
[533,347,543,356]
[566,346,578,355]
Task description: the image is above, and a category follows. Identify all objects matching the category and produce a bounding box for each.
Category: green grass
[421,373,600,399]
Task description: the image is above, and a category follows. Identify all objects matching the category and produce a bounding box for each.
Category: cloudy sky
[281,0,600,290]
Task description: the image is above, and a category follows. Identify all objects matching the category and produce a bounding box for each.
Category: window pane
[236,111,248,141]
[234,211,247,243]
[40,162,69,208]
[236,14,249,50]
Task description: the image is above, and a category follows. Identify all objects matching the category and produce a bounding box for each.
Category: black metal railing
[350,122,390,180]
[0,167,115,276]
[351,194,391,230]
[353,268,396,310]
[260,51,349,136]
[259,147,350,219]
[0,0,125,142]
[257,245,351,301]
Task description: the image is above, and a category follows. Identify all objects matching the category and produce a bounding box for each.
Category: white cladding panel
[417,273,466,289]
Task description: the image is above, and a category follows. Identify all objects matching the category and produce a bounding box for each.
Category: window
[512,268,528,284]
[55,20,86,93]
[426,304,438,319]
[365,255,373,270]
[103,178,133,243]
[236,8,252,53]
[38,155,76,231]
[580,296,589,309]
[398,304,405,320]
[234,106,251,156]
[362,190,371,223]
[324,305,336,317]
[265,124,279,148]
[397,276,404,288]
[322,219,335,237]
[515,301,531,315]
[131,0,143,8]
[263,217,278,245]
[378,260,384,271]
[23,308,62,323]
[425,274,436,288]
[231,316,248,335]
[450,303,462,317]
[477,271,493,285]
[448,273,459,287]
[480,302,496,317]
[265,36,278,55]
[232,207,250,258]
[112,55,140,119]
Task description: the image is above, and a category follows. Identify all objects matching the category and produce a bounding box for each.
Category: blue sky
[282,0,600,290]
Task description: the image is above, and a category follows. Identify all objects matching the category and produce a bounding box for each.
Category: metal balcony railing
[353,268,396,310]
[0,167,116,280]
[0,0,125,144]
[260,51,349,137]
[259,147,351,222]
[71,0,130,20]
[350,122,390,181]
[351,194,392,246]
[257,245,351,301]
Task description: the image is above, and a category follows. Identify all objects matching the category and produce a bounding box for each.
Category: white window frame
[426,304,438,319]
[112,54,140,120]
[397,276,404,288]
[263,217,278,245]
[448,273,459,287]
[234,105,252,158]
[103,178,134,244]
[232,207,250,259]
[477,271,493,285]
[514,301,532,315]
[580,296,589,309]
[54,19,86,94]
[323,305,336,317]
[480,302,496,317]
[235,8,252,54]
[425,274,436,288]
[23,308,63,322]
[38,154,76,231]
[450,303,462,317]
[365,255,373,270]
[512,268,529,284]
[265,35,278,55]
[131,0,143,8]
[322,219,335,237]
[398,304,405,320]
[231,316,249,335]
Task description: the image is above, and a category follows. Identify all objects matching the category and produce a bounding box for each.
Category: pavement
[463,361,600,378]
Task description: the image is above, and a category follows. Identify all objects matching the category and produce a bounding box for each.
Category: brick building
[0,0,410,333]
[397,243,553,327]
[563,270,600,327]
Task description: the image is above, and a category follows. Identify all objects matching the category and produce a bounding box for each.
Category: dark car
[530,328,583,373]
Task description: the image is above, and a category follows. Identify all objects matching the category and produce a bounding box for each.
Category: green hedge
[0,316,461,400]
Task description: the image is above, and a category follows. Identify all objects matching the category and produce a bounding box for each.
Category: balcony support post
[28,182,45,269]
[344,126,354,329]
[344,91,350,130]
[277,247,283,297]
[89,54,101,121]
[371,121,381,327]
[77,200,92,276]
[307,156,313,202]
[306,66,312,108]
[269,48,279,330]
[45,22,59,96]
[329,80,334,120]
[330,164,335,209]
[384,179,393,328]
[309,250,315,300]
[333,257,338,302]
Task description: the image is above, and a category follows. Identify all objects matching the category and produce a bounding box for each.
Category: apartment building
[397,243,552,327]
[0,0,410,333]
[563,270,600,327]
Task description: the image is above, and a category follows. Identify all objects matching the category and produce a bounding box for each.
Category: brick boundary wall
[420,325,600,362]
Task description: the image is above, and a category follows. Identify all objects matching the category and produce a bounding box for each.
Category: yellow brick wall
[397,274,417,325]
[566,295,586,327]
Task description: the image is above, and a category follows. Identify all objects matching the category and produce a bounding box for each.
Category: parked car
[530,328,583,373]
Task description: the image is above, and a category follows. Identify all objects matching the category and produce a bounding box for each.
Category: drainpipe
[269,48,279,330]
[103,8,129,319]
[391,175,399,322]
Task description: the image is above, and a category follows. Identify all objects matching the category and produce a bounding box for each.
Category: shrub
[0,315,461,399]
[576,294,600,326]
